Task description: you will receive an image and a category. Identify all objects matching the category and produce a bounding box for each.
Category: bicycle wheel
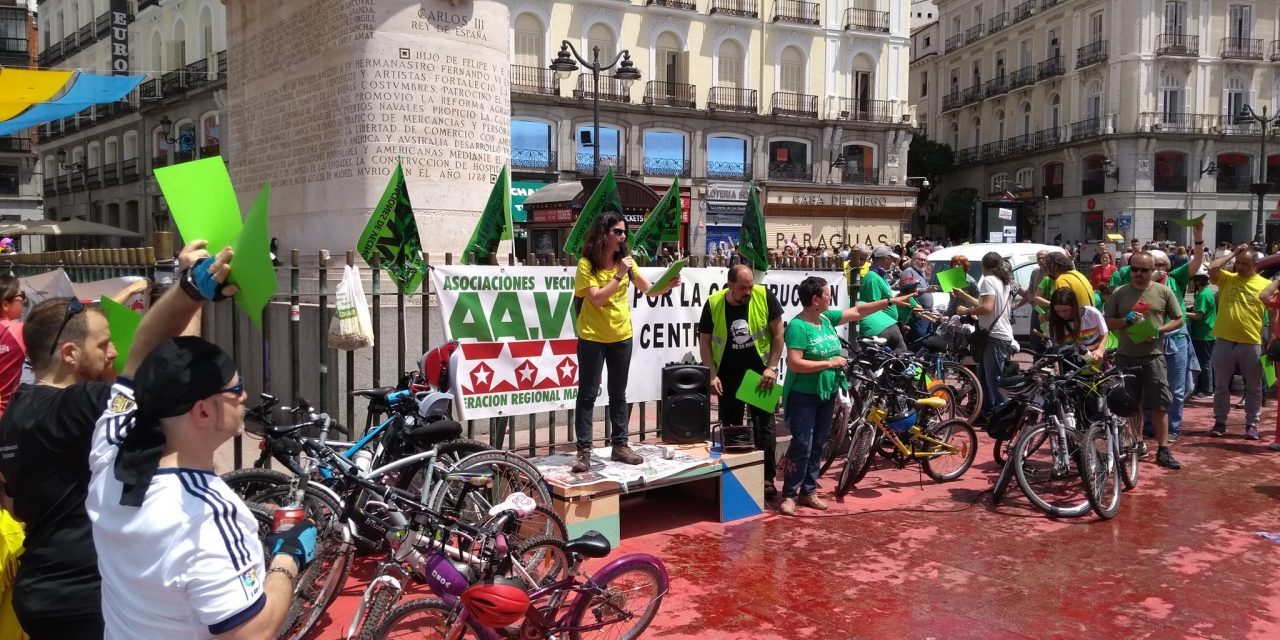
[819,399,851,476]
[378,597,484,640]
[922,384,960,422]
[834,423,874,498]
[429,450,552,530]
[221,467,292,503]
[510,535,574,588]
[1078,421,1120,520]
[920,418,978,482]
[990,455,1016,505]
[1011,422,1091,518]
[354,584,400,640]
[507,504,569,548]
[1116,418,1141,491]
[569,559,666,640]
[245,501,274,538]
[939,362,983,422]
[394,437,493,495]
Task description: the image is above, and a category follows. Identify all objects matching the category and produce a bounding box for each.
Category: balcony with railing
[1013,1,1034,22]
[511,65,559,96]
[1071,117,1104,141]
[60,33,79,58]
[1222,37,1264,60]
[139,0,162,10]
[1033,127,1062,150]
[1077,40,1108,68]
[941,90,962,112]
[1156,33,1199,56]
[961,85,982,106]
[1037,55,1064,80]
[574,75,632,103]
[773,0,820,25]
[161,69,187,96]
[708,161,753,180]
[944,34,963,53]
[512,148,558,172]
[965,24,984,45]
[0,37,27,67]
[955,147,980,165]
[1146,112,1200,134]
[1212,115,1262,135]
[767,161,814,182]
[38,41,62,68]
[1007,133,1035,156]
[42,177,57,194]
[981,141,1008,162]
[988,12,1009,34]
[845,7,889,33]
[575,153,625,174]
[840,167,879,185]
[1271,41,1280,61]
[121,158,140,182]
[1040,0,1063,8]
[833,97,894,123]
[1009,66,1035,90]
[710,0,758,18]
[201,144,221,158]
[647,0,696,10]
[103,162,119,185]
[643,157,692,177]
[152,155,169,172]
[984,75,1008,98]
[0,137,30,153]
[77,23,94,47]
[644,81,697,109]
[185,58,211,88]
[85,166,102,189]
[771,91,818,118]
[708,87,758,113]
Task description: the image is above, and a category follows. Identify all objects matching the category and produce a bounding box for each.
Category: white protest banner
[432,266,845,420]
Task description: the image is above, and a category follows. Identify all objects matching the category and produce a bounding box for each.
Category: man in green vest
[698,264,785,496]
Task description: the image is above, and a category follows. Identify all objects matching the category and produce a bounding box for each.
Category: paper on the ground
[936,266,968,293]
[1126,318,1160,342]
[736,369,783,412]
[153,157,243,252]
[649,258,687,293]
[229,183,277,329]
[1263,355,1277,387]
[99,296,141,374]
[1173,214,1208,228]
[536,444,705,488]
[1257,531,1280,544]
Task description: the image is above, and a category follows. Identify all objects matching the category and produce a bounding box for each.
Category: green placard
[936,266,968,293]
[1126,318,1160,342]
[99,296,141,374]
[230,184,278,329]
[1173,214,1208,228]
[154,157,243,252]
[735,369,783,412]
[1264,355,1277,387]
[649,259,687,293]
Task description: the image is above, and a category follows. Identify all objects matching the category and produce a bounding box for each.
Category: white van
[921,243,1067,338]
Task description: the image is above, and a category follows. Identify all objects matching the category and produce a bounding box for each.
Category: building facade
[918,0,1280,247]
[1,0,41,250]
[34,0,226,249]
[509,0,919,258]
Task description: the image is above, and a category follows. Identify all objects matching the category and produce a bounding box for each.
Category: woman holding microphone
[571,211,681,473]
[779,276,915,515]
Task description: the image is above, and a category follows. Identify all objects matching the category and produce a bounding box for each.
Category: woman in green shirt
[779,276,914,515]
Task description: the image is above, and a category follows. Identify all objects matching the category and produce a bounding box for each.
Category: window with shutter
[780,47,804,93]
[1229,5,1251,40]
[656,33,682,84]
[718,40,744,88]
[587,24,615,66]
[513,15,543,68]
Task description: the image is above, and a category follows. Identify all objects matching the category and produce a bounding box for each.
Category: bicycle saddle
[565,531,612,558]
[408,420,463,448]
[915,396,948,409]
[351,386,397,399]
[999,375,1031,389]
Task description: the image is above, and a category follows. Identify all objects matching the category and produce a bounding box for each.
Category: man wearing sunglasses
[0,242,226,639]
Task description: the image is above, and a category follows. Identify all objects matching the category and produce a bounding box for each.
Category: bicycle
[909,317,984,422]
[1077,374,1142,519]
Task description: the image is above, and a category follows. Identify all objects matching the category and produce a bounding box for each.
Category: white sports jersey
[85,382,267,639]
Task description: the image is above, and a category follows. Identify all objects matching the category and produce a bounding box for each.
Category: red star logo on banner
[556,357,578,385]
[470,363,494,392]
[515,360,538,389]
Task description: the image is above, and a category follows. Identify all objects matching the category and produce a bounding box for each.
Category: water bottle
[353,449,374,473]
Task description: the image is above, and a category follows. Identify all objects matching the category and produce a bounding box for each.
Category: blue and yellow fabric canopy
[0,68,144,136]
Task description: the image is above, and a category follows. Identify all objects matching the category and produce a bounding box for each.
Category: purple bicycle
[375,528,669,640]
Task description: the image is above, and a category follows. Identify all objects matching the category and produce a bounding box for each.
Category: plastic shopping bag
[328,264,375,350]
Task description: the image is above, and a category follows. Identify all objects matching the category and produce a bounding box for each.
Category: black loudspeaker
[660,364,710,444]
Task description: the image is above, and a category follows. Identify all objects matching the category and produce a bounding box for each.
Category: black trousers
[19,613,104,640]
[719,367,778,484]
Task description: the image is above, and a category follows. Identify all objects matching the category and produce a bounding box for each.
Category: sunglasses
[48,298,85,357]
[1131,267,1153,273]
[217,380,245,397]
[610,228,627,237]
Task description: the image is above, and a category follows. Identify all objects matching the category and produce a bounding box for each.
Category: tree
[907,136,956,239]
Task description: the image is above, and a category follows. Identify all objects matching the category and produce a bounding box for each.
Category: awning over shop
[0,69,144,136]
[0,219,142,238]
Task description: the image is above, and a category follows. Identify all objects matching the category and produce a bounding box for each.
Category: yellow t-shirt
[574,257,633,343]
[1054,270,1095,310]
[0,511,27,640]
[1212,270,1270,344]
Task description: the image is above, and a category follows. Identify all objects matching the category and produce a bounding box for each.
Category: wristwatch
[177,266,207,302]
[613,272,624,282]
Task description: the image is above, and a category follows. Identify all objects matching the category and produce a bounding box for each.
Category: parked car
[922,243,1068,339]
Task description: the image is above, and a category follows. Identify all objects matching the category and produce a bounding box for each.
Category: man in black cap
[84,246,317,638]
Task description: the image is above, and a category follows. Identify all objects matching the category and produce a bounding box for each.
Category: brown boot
[611,444,644,465]
[797,494,829,511]
[570,448,592,473]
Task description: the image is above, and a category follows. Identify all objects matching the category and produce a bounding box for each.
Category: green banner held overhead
[99,296,141,374]
[738,185,771,272]
[230,183,278,329]
[154,156,242,252]
[462,166,512,264]
[629,177,680,262]
[358,162,426,296]
[563,168,621,258]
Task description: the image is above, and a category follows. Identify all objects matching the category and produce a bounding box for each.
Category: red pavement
[313,395,1280,639]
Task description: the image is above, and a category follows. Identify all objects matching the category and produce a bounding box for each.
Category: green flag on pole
[738,185,771,271]
[629,177,680,263]
[563,168,621,258]
[357,161,426,296]
[462,166,512,264]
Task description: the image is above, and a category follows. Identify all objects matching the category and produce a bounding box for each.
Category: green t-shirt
[1190,286,1217,341]
[1103,282,1183,357]
[1036,276,1054,312]
[784,309,846,401]
[1111,263,1189,299]
[857,270,897,337]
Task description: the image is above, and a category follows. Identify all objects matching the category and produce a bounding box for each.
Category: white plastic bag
[328,264,374,350]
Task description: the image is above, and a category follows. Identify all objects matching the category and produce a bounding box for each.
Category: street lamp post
[1241,104,1280,245]
[549,42,641,177]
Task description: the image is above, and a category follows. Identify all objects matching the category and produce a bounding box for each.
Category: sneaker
[1209,424,1227,437]
[1132,441,1149,458]
[610,445,644,465]
[1156,446,1182,470]
[796,494,829,511]
[1167,432,1181,444]
[779,497,797,516]
[1245,426,1260,441]
[570,449,592,473]
[1235,398,1246,409]
[1268,442,1280,451]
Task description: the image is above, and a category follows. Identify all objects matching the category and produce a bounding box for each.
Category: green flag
[563,168,621,258]
[462,167,512,264]
[99,297,141,374]
[739,185,771,271]
[357,162,426,296]
[629,178,680,263]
